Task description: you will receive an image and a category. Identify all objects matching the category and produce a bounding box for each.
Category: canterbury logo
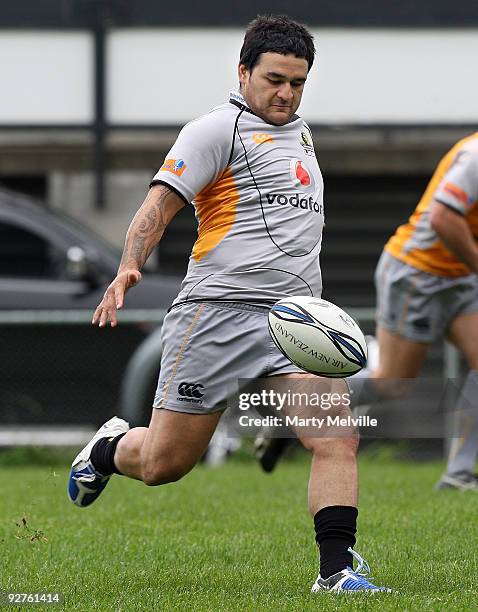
[252,133,274,144]
[177,382,205,398]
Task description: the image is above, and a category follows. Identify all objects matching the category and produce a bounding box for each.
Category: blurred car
[0,188,182,428]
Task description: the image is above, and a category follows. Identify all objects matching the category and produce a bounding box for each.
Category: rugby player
[373,133,478,490]
[68,15,389,593]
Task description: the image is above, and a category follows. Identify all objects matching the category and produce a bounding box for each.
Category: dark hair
[239,14,315,72]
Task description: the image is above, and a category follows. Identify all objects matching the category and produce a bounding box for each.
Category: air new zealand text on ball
[273,322,349,369]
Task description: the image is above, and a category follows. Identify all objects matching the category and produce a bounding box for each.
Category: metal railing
[0,307,461,446]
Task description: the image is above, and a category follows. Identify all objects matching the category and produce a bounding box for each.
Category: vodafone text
[265,193,323,215]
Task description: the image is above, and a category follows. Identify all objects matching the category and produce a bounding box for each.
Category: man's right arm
[92,109,234,327]
[92,184,185,328]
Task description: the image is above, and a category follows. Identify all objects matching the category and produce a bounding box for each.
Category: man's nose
[277,83,293,101]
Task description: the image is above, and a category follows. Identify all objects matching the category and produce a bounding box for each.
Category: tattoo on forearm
[130,236,147,266]
[138,209,158,235]
[119,187,179,270]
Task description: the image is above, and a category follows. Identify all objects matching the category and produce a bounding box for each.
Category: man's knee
[301,434,359,458]
[371,376,412,400]
[141,458,192,486]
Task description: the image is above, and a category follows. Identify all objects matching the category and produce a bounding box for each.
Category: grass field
[0,447,477,611]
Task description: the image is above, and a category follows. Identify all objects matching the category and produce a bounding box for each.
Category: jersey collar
[228,90,300,124]
[229,90,255,115]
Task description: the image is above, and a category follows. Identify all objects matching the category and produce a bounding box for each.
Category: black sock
[90,433,126,476]
[314,505,358,579]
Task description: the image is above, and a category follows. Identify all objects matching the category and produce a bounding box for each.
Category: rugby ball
[268,296,367,377]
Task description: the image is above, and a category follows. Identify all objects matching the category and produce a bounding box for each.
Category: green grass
[0,450,477,611]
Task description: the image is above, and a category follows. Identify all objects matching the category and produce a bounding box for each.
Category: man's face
[238,52,309,126]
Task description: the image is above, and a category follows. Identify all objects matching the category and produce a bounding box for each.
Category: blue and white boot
[311,548,392,593]
[68,416,129,508]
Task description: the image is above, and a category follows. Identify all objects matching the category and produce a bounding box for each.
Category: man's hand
[92,269,142,327]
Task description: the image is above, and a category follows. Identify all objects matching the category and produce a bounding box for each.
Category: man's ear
[238,63,249,86]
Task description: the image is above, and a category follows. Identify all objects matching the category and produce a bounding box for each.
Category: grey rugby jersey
[151,91,324,306]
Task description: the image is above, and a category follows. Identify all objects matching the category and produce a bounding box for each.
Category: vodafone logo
[290,159,312,188]
[296,161,310,186]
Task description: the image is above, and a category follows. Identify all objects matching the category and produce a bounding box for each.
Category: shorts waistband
[170,300,271,314]
[209,301,270,313]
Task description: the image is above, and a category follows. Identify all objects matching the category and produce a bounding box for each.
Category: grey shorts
[375,251,478,342]
[153,301,303,414]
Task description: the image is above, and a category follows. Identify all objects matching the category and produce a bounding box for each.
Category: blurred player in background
[67,15,389,593]
[373,133,478,490]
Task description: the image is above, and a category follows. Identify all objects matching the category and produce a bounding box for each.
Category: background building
[1,0,477,305]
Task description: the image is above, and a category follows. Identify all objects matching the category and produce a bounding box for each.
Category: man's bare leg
[302,436,358,514]
[115,409,222,485]
[271,373,357,512]
[375,325,429,379]
[439,312,478,487]
[348,326,430,404]
[270,373,359,581]
[68,409,222,507]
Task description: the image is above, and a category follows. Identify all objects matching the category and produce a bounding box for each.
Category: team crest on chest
[300,131,315,156]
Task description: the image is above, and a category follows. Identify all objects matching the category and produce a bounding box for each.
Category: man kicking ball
[68,14,390,594]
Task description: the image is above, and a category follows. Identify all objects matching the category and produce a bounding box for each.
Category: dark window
[0,223,54,277]
[0,177,47,200]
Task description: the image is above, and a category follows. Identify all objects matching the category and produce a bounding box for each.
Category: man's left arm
[430,201,478,274]
[430,149,478,273]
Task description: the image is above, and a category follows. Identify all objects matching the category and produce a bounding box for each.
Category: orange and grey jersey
[151,91,324,306]
[385,133,478,277]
